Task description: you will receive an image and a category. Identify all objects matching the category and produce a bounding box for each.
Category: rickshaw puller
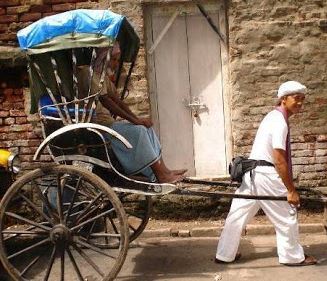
[215,81,317,266]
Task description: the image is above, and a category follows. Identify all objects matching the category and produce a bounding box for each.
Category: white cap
[277,81,307,98]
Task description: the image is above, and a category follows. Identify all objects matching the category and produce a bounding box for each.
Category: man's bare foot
[172,169,188,175]
[157,171,185,183]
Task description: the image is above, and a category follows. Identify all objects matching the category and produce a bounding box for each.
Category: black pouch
[228,156,258,183]
[229,156,274,183]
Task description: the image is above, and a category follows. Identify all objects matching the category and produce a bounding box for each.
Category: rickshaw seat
[39,94,92,118]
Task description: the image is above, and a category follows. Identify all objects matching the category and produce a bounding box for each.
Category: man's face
[283,93,305,114]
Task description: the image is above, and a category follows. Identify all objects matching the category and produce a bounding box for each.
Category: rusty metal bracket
[194,2,226,45]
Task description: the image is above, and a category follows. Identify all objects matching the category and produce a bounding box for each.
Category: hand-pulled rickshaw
[0,9,326,281]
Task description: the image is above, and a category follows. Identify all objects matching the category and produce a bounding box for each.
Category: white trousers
[216,170,305,264]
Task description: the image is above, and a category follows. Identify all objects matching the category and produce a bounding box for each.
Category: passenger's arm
[99,95,140,125]
[272,148,300,206]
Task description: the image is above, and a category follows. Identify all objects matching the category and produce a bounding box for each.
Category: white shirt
[249,110,288,172]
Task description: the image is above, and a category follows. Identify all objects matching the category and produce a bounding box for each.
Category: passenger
[78,44,187,183]
[215,81,317,266]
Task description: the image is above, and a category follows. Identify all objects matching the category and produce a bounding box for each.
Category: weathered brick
[0,7,5,14]
[16,116,27,124]
[27,140,41,146]
[0,111,9,117]
[0,0,20,7]
[39,155,52,162]
[26,131,40,139]
[44,0,79,4]
[20,154,34,162]
[20,12,42,22]
[11,124,32,132]
[0,23,7,32]
[3,94,23,103]
[7,5,30,14]
[4,117,15,125]
[75,2,95,9]
[13,88,23,95]
[0,32,17,41]
[0,15,18,23]
[317,135,327,142]
[52,3,76,12]
[9,109,26,117]
[0,125,9,133]
[30,4,52,13]
[42,12,56,17]
[20,147,38,154]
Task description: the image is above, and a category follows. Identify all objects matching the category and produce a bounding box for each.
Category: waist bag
[229,156,274,183]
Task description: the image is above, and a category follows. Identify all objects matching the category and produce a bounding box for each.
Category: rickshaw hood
[17,9,138,60]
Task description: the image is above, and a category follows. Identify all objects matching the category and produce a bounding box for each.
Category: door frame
[144,1,232,176]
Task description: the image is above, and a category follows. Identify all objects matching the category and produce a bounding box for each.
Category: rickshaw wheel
[0,164,129,281]
[121,194,152,242]
[88,194,152,248]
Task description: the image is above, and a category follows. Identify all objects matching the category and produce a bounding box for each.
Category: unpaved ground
[146,209,325,230]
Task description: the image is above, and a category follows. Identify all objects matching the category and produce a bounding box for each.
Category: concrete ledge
[245,225,275,235]
[140,228,171,238]
[190,227,222,237]
[140,223,326,239]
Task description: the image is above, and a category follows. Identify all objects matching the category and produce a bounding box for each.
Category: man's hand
[287,190,300,206]
[137,118,153,128]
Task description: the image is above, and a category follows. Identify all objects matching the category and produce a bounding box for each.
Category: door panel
[187,14,226,176]
[148,6,227,177]
[152,15,196,174]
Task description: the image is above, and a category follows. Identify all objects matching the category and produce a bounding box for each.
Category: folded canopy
[17,9,140,113]
[17,9,139,62]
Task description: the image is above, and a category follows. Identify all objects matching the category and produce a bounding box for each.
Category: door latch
[183,97,207,117]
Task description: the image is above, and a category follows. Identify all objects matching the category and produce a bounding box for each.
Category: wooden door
[146,4,229,178]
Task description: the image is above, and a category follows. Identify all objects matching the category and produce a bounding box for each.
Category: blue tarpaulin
[17,9,124,50]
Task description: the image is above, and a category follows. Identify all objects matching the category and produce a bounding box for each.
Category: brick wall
[228,0,327,188]
[0,0,326,188]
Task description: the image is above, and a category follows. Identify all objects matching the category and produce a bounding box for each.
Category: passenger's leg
[150,159,184,183]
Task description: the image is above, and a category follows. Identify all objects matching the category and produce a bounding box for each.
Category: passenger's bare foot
[172,169,188,175]
[157,172,185,183]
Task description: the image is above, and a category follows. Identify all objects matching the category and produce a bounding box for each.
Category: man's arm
[99,95,140,124]
[272,148,300,206]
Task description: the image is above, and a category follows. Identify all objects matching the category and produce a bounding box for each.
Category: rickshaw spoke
[129,224,137,232]
[5,212,51,232]
[3,230,48,236]
[34,182,59,222]
[71,192,104,226]
[64,176,82,224]
[75,204,101,226]
[107,214,119,234]
[71,207,116,232]
[19,193,54,225]
[65,183,94,199]
[20,255,41,277]
[104,217,110,245]
[84,219,97,240]
[43,246,56,281]
[89,232,121,238]
[7,237,50,260]
[3,223,50,242]
[74,238,117,258]
[56,175,65,224]
[72,243,105,277]
[66,246,84,281]
[60,246,65,281]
